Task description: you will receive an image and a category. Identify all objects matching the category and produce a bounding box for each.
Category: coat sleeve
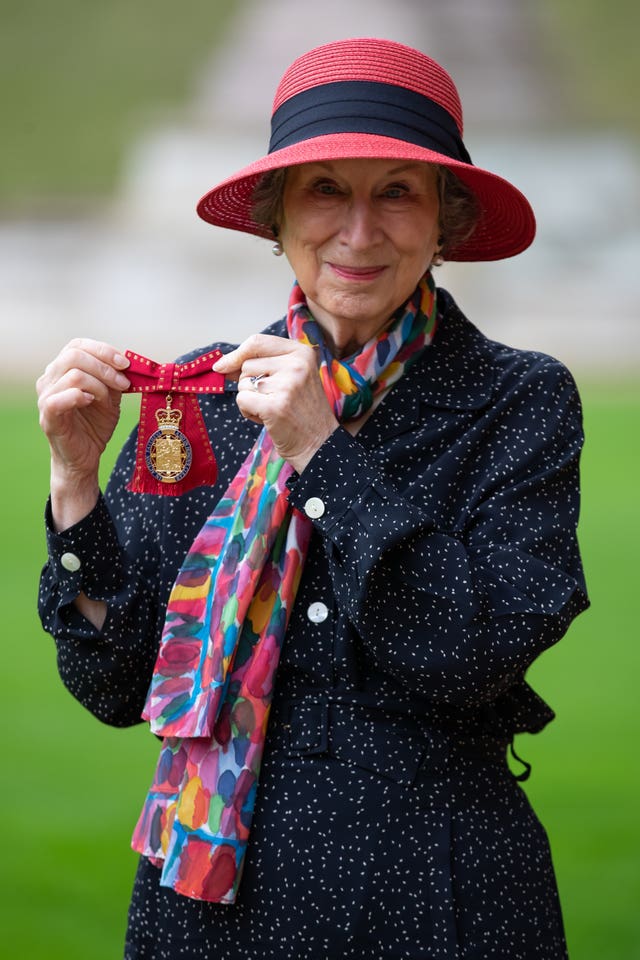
[286,354,589,707]
[37,429,170,727]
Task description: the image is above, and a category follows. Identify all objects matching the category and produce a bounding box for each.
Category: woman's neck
[306,299,391,359]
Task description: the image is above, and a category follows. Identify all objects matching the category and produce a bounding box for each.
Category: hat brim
[196,132,535,262]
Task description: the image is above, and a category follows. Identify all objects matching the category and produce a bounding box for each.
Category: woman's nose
[339,199,382,249]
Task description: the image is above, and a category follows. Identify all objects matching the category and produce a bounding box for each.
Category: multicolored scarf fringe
[131,272,438,902]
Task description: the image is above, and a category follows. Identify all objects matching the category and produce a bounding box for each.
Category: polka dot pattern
[38,290,588,958]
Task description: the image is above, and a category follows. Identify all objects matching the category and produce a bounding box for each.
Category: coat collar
[410,288,496,410]
[360,288,497,444]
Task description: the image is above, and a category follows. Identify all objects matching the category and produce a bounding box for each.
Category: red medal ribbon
[124,348,225,496]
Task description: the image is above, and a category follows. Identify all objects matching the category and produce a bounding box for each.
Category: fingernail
[114,353,129,368]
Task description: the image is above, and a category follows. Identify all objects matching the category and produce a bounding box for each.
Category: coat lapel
[359,290,497,446]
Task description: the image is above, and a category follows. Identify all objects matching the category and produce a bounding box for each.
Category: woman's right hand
[37,339,131,530]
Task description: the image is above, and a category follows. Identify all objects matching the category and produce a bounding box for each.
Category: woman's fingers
[63,337,130,370]
[38,339,130,398]
[212,334,303,376]
[218,334,318,391]
[39,385,96,425]
[37,340,130,424]
[187,332,338,470]
[230,339,338,473]
[237,354,303,386]
[236,344,319,406]
[236,377,338,473]
[37,339,131,480]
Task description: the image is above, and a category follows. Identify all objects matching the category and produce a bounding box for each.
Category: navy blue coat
[39,290,588,959]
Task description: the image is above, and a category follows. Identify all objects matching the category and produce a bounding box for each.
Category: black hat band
[269,80,472,164]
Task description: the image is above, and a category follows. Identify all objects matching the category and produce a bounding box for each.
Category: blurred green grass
[540,0,640,135]
[2,380,639,958]
[0,0,234,207]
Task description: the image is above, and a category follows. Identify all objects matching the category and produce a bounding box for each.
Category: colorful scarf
[131,272,438,902]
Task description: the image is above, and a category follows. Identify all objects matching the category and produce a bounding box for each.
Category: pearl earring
[272,240,283,257]
[432,235,445,267]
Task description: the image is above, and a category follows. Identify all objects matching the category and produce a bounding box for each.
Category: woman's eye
[312,180,341,196]
[383,184,409,199]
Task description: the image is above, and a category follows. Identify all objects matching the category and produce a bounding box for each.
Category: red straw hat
[197,38,535,261]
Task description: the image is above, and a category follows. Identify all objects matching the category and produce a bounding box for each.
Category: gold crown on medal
[155,396,183,432]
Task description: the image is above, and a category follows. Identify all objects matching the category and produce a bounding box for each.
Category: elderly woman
[37,38,588,960]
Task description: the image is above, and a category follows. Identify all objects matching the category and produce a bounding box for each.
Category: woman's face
[280,158,440,349]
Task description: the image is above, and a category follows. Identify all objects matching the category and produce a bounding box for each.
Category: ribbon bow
[124,348,225,496]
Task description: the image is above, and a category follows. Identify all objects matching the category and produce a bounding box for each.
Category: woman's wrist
[50,466,100,533]
[288,422,339,474]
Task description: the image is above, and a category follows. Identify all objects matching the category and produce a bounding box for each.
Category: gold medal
[145,394,192,484]
[124,347,223,495]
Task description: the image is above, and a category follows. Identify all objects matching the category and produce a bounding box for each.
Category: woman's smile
[327,262,388,282]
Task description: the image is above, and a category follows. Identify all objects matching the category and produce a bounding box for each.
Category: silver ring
[250,374,266,391]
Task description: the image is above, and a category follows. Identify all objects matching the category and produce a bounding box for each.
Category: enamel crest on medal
[145,394,192,484]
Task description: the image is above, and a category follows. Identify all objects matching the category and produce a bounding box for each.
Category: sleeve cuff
[286,427,379,533]
[45,493,125,600]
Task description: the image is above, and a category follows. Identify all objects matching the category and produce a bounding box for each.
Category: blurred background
[2,0,639,956]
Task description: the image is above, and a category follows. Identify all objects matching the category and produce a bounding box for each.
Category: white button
[60,551,81,572]
[304,496,325,519]
[307,601,329,624]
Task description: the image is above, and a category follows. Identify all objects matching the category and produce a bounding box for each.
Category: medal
[145,394,193,484]
[124,348,225,496]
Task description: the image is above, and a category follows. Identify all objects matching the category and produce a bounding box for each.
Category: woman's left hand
[213,334,338,473]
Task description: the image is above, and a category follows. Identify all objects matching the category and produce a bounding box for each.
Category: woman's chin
[311,291,390,329]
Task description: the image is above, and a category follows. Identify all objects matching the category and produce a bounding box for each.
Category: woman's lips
[328,263,387,282]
